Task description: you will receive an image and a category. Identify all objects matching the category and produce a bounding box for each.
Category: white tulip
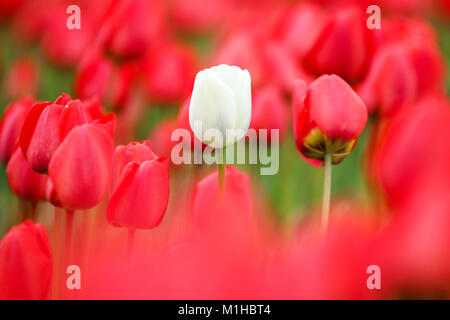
[189,64,252,148]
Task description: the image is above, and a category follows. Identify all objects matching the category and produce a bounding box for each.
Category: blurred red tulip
[41,4,95,67]
[271,2,326,59]
[285,213,378,299]
[107,141,170,229]
[4,57,38,100]
[369,95,450,208]
[101,0,165,60]
[0,221,52,300]
[73,49,114,102]
[292,74,368,167]
[19,93,106,173]
[7,146,48,202]
[0,97,34,164]
[304,6,375,83]
[358,41,445,116]
[142,42,196,103]
[192,165,252,228]
[170,0,233,32]
[212,34,265,88]
[249,86,289,141]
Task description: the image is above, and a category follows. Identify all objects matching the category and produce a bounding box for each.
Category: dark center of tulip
[302,128,355,165]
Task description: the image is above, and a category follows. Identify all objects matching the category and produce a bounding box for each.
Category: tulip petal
[107,158,170,229]
[48,124,114,210]
[189,70,237,147]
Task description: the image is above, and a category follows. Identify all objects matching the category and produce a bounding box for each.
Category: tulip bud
[0,221,52,299]
[7,147,48,202]
[107,141,170,229]
[189,64,252,148]
[0,97,34,164]
[192,165,252,228]
[143,42,196,103]
[292,74,368,167]
[304,6,374,83]
[48,121,115,210]
[19,93,106,173]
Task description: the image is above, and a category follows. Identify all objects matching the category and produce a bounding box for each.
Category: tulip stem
[127,228,135,261]
[65,210,74,265]
[321,152,332,235]
[217,147,226,195]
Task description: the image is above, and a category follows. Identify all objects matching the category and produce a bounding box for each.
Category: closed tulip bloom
[304,6,374,83]
[192,165,252,228]
[19,93,106,173]
[47,121,115,210]
[7,147,48,202]
[107,141,170,229]
[292,74,368,167]
[189,64,252,148]
[0,97,34,164]
[0,221,52,300]
[143,42,196,103]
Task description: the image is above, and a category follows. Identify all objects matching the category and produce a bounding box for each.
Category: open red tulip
[292,74,368,167]
[0,221,52,300]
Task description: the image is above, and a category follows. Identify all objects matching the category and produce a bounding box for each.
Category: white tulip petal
[189,72,237,148]
[189,64,252,148]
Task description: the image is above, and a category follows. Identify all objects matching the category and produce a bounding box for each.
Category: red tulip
[41,4,94,67]
[271,2,326,59]
[0,97,34,164]
[101,0,165,60]
[304,6,375,83]
[212,34,265,88]
[143,42,196,103]
[107,141,170,229]
[192,165,252,228]
[369,95,450,208]
[7,146,48,202]
[73,49,114,102]
[0,221,52,300]
[358,41,445,117]
[171,0,233,32]
[4,57,38,100]
[47,120,114,210]
[292,74,368,167]
[19,93,105,173]
[249,86,289,141]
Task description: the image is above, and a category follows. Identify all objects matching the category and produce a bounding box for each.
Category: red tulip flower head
[7,146,48,202]
[47,120,115,210]
[19,93,107,174]
[0,97,34,164]
[107,140,170,229]
[0,221,52,300]
[304,6,374,83]
[292,74,368,166]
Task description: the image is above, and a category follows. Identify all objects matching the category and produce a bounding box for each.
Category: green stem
[321,153,332,235]
[218,163,225,195]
